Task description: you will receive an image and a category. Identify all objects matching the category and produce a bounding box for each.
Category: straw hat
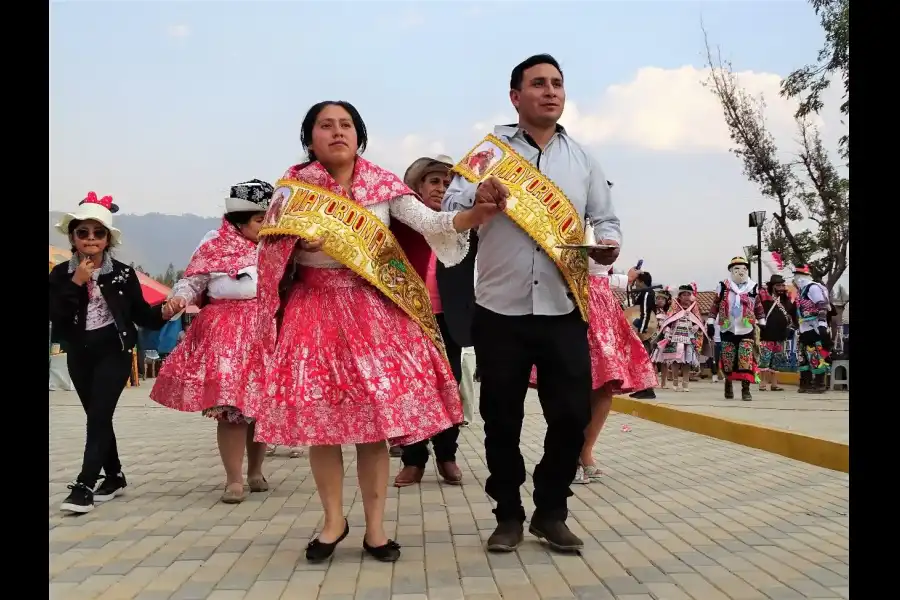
[403,155,455,190]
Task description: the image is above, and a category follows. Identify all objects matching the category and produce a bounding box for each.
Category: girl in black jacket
[49,192,171,513]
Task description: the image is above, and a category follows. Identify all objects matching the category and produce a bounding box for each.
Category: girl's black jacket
[49,257,167,352]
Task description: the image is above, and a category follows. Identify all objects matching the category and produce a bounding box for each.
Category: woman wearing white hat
[49,192,173,514]
[150,179,275,504]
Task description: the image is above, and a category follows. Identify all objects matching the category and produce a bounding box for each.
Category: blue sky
[50,0,845,289]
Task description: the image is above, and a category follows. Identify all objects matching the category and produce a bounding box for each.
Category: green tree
[780,0,849,162]
[702,29,848,292]
[156,263,177,287]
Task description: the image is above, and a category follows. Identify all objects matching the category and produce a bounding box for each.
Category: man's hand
[588,239,620,265]
[475,176,509,211]
[627,267,640,284]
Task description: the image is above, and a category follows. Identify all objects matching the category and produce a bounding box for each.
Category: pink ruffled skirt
[242,267,463,447]
[530,275,658,394]
[150,299,259,420]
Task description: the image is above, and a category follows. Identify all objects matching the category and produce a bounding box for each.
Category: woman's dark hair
[300,100,368,162]
[636,272,653,288]
[68,219,116,254]
[224,211,264,228]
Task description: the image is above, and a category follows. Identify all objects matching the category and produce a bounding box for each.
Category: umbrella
[48,245,170,305]
[135,271,170,306]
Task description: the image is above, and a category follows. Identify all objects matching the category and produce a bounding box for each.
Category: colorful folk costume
[758,274,797,391]
[651,285,707,391]
[706,256,766,401]
[240,158,466,447]
[151,181,273,424]
[792,265,832,393]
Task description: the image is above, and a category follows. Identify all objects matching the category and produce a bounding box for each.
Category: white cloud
[166,24,190,39]
[366,134,448,177]
[471,65,844,155]
[472,114,512,135]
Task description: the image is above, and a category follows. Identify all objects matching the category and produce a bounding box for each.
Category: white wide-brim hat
[56,201,122,247]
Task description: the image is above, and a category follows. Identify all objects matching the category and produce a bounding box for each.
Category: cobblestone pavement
[50,387,849,600]
[631,382,849,444]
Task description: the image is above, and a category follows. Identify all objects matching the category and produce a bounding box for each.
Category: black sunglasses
[74,227,108,240]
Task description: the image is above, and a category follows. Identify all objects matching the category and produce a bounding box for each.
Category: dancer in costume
[706,256,766,401]
[393,154,479,488]
[651,285,706,392]
[50,192,171,513]
[529,232,655,484]
[758,274,797,392]
[150,180,273,504]
[652,287,673,385]
[792,265,832,393]
[242,101,494,564]
[444,54,622,553]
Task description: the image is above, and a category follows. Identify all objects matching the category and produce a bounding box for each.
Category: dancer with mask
[758,274,797,392]
[791,265,833,393]
[651,285,707,392]
[150,180,273,504]
[707,257,766,401]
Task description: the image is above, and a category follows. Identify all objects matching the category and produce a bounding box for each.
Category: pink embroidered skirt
[150,298,259,419]
[530,275,658,394]
[242,267,463,447]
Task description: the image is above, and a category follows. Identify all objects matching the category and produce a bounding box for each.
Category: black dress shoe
[306,519,350,563]
[363,538,401,562]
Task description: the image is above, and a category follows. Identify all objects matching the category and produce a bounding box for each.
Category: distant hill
[49,212,219,277]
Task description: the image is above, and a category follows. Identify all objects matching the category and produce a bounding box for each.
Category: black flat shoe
[306,519,350,563]
[363,538,401,562]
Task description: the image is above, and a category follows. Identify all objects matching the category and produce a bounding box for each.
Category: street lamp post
[748,210,766,282]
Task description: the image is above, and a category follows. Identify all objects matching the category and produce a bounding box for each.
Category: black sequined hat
[225,179,275,213]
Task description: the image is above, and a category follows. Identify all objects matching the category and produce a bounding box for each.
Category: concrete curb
[611,395,848,474]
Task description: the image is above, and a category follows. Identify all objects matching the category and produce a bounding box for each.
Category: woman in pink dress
[150,180,273,504]
[242,101,494,563]
[530,258,657,483]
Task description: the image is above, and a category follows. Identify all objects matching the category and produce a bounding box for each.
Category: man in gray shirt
[443,54,622,553]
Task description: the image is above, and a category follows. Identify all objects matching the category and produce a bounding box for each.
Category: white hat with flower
[55,191,122,246]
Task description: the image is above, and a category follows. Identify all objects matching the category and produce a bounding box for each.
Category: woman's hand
[293,237,325,260]
[71,257,96,286]
[627,267,640,283]
[162,296,187,320]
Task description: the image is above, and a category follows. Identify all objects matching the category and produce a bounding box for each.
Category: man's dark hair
[510,54,563,90]
[637,272,653,288]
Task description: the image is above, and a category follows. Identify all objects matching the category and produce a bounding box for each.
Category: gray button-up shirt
[443,124,622,317]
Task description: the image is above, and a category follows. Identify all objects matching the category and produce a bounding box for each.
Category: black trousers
[472,305,591,523]
[67,325,133,489]
[402,313,462,467]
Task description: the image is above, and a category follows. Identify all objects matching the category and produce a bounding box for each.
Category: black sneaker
[629,389,656,400]
[529,517,584,552]
[94,473,127,503]
[61,482,94,514]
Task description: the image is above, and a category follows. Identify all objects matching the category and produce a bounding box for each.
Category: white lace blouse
[295,195,469,268]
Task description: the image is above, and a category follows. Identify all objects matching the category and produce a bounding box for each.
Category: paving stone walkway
[50,387,849,600]
[633,382,849,444]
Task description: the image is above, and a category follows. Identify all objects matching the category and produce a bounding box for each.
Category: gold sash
[453,134,590,321]
[259,179,446,356]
